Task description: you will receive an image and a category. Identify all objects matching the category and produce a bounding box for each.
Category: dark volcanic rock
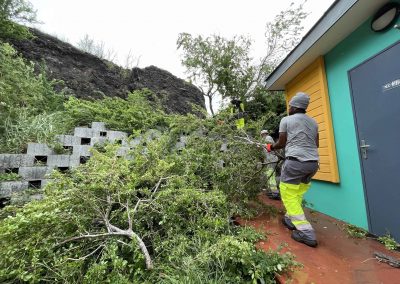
[10,28,205,114]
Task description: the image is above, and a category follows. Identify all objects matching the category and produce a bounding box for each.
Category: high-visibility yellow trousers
[280,182,314,231]
[236,118,245,129]
[266,168,278,192]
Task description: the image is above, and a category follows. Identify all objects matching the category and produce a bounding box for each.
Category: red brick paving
[238,194,400,284]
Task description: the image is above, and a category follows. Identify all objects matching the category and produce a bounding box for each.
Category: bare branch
[67,244,105,261]
[56,232,129,247]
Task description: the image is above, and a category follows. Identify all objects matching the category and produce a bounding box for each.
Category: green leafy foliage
[378,234,399,250]
[177,33,254,115]
[0,172,21,181]
[344,224,368,239]
[0,42,69,153]
[0,110,73,153]
[64,89,168,134]
[177,3,307,116]
[0,0,36,40]
[0,43,64,120]
[0,118,297,282]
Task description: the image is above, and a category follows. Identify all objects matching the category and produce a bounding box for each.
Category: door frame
[347,40,400,234]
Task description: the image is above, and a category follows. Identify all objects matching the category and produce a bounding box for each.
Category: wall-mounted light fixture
[371,2,400,32]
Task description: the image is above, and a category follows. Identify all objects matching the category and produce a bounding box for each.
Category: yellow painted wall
[286,57,339,183]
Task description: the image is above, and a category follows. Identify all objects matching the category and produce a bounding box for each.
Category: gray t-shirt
[279,113,319,161]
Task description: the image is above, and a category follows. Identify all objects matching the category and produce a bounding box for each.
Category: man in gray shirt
[265,92,319,247]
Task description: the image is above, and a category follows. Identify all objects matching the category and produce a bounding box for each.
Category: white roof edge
[265,0,388,91]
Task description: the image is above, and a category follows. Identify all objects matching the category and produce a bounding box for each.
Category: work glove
[265,144,273,152]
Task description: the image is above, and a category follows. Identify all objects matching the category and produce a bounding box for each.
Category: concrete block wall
[0,122,137,198]
[1,122,185,199]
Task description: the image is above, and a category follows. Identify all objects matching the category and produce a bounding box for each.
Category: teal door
[349,41,400,241]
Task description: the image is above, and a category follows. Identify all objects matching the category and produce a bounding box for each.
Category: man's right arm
[269,117,287,151]
[271,132,287,150]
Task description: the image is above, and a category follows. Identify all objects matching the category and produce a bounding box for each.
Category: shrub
[0,43,64,123]
[0,110,73,153]
[0,129,297,283]
[0,172,21,181]
[64,89,168,134]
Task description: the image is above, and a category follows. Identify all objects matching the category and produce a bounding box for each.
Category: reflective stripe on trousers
[280,182,314,232]
[266,168,278,192]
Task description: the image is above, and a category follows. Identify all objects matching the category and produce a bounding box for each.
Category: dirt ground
[238,194,400,284]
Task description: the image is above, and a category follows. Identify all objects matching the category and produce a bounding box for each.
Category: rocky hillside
[10,28,205,114]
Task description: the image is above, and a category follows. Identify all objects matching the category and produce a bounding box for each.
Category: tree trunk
[208,95,215,116]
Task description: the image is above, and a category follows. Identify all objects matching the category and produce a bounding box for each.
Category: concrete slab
[124,137,141,148]
[90,137,108,146]
[91,122,106,131]
[220,142,228,152]
[56,135,81,146]
[69,155,81,168]
[0,181,29,197]
[41,179,53,187]
[74,127,94,138]
[179,135,188,144]
[116,147,130,156]
[47,155,80,168]
[72,145,92,157]
[18,166,52,180]
[175,141,186,150]
[0,154,35,168]
[106,130,128,143]
[26,143,54,156]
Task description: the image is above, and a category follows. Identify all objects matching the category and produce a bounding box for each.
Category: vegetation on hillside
[0,112,299,282]
[0,32,296,284]
[0,1,301,282]
[0,0,36,39]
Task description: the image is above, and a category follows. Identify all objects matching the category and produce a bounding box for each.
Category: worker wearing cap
[265,92,319,247]
[260,130,280,200]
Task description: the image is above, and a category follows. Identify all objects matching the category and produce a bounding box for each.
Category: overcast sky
[29,0,334,111]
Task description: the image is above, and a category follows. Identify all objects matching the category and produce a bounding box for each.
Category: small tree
[77,34,118,62]
[124,49,141,69]
[177,2,308,116]
[177,33,253,116]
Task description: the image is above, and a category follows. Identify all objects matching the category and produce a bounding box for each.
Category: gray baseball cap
[289,92,310,109]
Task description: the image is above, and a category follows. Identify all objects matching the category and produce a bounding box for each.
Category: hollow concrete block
[72,145,92,157]
[107,131,128,142]
[0,181,29,197]
[124,137,142,148]
[91,137,108,146]
[27,143,54,156]
[116,147,130,157]
[175,141,186,150]
[47,155,74,168]
[180,135,188,144]
[91,122,106,131]
[74,127,94,138]
[56,135,81,146]
[0,154,35,168]
[18,166,52,180]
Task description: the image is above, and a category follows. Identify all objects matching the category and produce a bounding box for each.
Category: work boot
[282,216,296,230]
[291,230,318,248]
[266,191,281,200]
